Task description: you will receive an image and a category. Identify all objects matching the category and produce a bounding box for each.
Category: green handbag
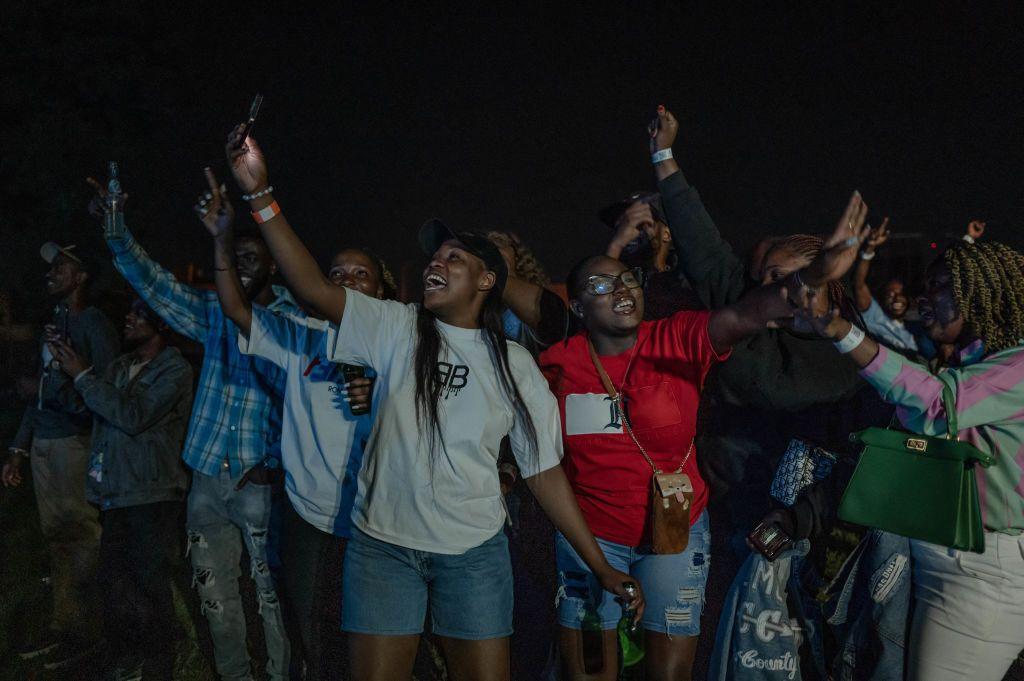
[838,383,995,553]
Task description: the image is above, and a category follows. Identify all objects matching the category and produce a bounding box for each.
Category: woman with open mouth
[797,240,1024,681]
[222,124,641,681]
[537,217,863,680]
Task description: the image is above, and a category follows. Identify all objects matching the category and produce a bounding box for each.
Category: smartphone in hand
[747,520,793,562]
[234,93,264,149]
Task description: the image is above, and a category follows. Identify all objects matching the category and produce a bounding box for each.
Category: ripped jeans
[186,469,290,681]
[555,511,710,637]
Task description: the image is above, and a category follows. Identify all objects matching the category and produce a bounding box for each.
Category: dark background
[2,3,1023,307]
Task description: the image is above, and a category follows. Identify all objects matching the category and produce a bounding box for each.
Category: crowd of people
[2,105,1023,681]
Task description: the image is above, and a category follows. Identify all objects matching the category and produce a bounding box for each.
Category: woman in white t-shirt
[196,166,402,679]
[223,126,641,681]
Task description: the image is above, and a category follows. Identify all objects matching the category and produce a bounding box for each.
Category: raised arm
[195,168,253,336]
[502,278,570,344]
[88,177,212,342]
[706,281,793,354]
[853,218,890,312]
[648,107,748,309]
[702,184,869,354]
[225,127,346,324]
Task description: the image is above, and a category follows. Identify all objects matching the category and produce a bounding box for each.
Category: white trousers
[908,532,1024,681]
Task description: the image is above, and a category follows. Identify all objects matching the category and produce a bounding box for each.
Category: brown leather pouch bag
[651,472,693,554]
[587,338,694,555]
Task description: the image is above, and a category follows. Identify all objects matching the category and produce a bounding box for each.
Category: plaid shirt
[107,229,299,476]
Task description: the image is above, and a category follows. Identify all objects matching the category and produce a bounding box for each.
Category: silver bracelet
[241,185,274,201]
[860,250,876,261]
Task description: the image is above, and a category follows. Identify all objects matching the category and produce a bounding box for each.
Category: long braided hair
[945,241,1024,353]
[764,234,858,318]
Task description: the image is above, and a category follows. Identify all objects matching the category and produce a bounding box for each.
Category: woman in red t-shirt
[539,196,868,679]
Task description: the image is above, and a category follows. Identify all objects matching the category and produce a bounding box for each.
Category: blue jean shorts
[555,510,710,637]
[341,527,513,639]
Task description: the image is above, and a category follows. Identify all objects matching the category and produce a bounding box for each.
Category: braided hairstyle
[332,246,399,299]
[765,234,856,317]
[945,241,1024,353]
[486,231,551,287]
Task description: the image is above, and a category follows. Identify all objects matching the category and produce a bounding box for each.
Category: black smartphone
[747,521,793,562]
[341,364,372,416]
[234,93,264,148]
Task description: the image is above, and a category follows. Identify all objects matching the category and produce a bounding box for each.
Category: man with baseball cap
[2,241,119,670]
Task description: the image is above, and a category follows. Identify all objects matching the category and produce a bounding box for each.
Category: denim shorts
[555,510,710,637]
[341,527,513,639]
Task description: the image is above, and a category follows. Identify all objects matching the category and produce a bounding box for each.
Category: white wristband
[860,250,876,261]
[833,324,866,354]
[651,148,673,164]
[962,234,975,244]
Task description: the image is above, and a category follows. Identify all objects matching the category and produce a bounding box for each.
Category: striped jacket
[861,341,1024,533]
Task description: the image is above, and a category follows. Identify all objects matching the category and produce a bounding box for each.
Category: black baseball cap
[418,219,508,292]
[598,191,666,229]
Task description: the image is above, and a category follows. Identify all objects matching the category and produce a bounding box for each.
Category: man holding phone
[2,242,119,671]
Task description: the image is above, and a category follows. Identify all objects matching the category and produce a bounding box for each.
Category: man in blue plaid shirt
[94,183,296,681]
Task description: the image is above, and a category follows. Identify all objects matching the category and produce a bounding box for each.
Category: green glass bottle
[581,606,604,674]
[617,581,645,672]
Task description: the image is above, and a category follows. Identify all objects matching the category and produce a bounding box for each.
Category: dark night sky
[3,4,1023,304]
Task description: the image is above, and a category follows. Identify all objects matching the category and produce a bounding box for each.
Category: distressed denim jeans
[187,469,290,681]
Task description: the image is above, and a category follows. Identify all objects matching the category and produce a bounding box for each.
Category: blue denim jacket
[709,540,826,681]
[824,530,912,681]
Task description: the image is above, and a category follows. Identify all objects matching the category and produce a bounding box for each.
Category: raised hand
[648,105,678,155]
[194,167,235,238]
[608,202,656,255]
[864,217,891,252]
[966,219,986,241]
[226,123,269,195]
[86,176,129,238]
[793,290,848,340]
[801,191,870,287]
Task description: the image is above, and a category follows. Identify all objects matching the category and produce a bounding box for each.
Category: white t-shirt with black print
[239,307,373,537]
[326,290,563,555]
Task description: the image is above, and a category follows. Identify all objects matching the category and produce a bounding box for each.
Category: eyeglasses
[584,268,644,296]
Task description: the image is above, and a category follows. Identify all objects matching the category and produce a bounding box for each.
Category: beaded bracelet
[242,185,274,201]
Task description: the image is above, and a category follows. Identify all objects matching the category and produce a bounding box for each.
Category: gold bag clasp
[906,438,928,452]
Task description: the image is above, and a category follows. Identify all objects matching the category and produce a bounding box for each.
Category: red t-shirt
[540,310,726,547]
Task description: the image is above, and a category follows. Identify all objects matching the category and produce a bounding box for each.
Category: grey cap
[40,242,82,264]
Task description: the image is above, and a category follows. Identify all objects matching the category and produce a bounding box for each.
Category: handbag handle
[941,382,958,440]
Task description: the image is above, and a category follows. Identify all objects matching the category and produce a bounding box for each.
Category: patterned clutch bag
[770,439,837,507]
